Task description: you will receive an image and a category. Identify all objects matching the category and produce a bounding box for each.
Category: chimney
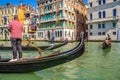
[20,0,22,7]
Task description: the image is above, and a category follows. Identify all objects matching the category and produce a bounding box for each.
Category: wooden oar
[22,39,50,54]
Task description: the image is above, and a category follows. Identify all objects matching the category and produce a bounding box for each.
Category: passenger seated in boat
[103,34,111,46]
[103,38,111,45]
[102,37,111,47]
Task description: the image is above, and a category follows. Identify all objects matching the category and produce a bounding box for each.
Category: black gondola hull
[0,33,84,73]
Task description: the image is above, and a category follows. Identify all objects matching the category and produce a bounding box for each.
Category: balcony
[41,19,56,23]
[88,16,120,23]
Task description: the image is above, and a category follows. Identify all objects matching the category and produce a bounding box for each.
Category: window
[98,0,101,5]
[98,32,101,35]
[12,8,14,13]
[89,2,92,7]
[102,32,105,35]
[98,24,101,29]
[54,4,56,10]
[103,11,106,18]
[113,22,116,28]
[53,22,56,28]
[90,32,92,35]
[8,9,10,14]
[60,31,62,37]
[113,9,117,17]
[5,10,6,15]
[98,12,101,18]
[16,10,18,14]
[63,21,66,28]
[50,0,52,2]
[113,32,116,35]
[60,21,63,27]
[72,24,75,29]
[60,1,63,8]
[65,31,67,37]
[103,0,106,4]
[58,31,60,37]
[53,13,56,19]
[90,13,92,20]
[90,25,93,29]
[2,10,3,15]
[46,1,48,4]
[68,22,70,28]
[42,2,44,5]
[102,23,105,28]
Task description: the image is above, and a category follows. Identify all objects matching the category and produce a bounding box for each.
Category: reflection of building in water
[88,0,120,41]
[37,0,88,41]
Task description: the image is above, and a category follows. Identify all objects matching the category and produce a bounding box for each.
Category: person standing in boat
[51,29,55,45]
[8,15,23,61]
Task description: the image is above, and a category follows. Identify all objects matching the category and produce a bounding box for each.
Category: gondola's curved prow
[0,33,84,73]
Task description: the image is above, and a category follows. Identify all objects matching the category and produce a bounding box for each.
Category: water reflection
[0,73,42,80]
[102,48,111,56]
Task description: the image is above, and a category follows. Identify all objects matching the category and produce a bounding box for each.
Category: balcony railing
[87,16,120,23]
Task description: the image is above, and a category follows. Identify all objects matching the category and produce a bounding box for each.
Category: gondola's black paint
[0,33,84,73]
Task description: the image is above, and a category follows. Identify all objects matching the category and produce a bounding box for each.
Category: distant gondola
[102,40,111,49]
[0,33,84,73]
[0,39,68,50]
[102,43,111,49]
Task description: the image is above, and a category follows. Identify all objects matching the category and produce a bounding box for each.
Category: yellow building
[0,1,35,40]
[0,4,18,26]
[18,5,26,24]
[0,3,18,40]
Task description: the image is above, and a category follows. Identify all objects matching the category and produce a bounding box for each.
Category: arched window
[65,31,67,37]
[98,12,101,18]
[113,9,117,17]
[55,31,57,37]
[58,31,60,37]
[90,13,92,20]
[103,11,106,18]
[60,31,62,37]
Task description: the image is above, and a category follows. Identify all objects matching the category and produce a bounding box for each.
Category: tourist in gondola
[102,34,111,48]
[8,15,23,62]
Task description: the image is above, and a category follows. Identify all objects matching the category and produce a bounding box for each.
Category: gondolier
[8,15,23,62]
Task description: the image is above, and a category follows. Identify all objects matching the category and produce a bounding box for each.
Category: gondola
[102,44,111,49]
[0,39,68,50]
[0,33,84,73]
[102,41,111,49]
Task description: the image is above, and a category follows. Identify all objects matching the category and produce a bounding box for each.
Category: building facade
[88,0,120,41]
[0,2,36,40]
[37,0,88,41]
[0,3,18,40]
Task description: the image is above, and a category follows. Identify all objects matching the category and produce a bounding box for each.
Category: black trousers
[10,38,22,59]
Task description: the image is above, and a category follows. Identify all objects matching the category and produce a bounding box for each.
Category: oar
[22,39,50,54]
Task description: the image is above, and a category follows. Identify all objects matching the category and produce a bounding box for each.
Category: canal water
[0,42,120,80]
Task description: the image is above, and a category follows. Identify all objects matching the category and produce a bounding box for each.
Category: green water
[0,42,120,80]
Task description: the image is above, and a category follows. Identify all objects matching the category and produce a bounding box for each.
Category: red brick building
[37,0,88,41]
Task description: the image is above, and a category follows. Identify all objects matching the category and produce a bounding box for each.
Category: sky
[84,0,88,5]
[0,0,37,8]
[0,0,88,8]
